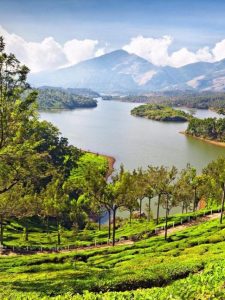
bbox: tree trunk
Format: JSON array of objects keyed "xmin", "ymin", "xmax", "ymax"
[
  {"xmin": 129, "ymin": 209, "xmax": 132, "ymax": 225},
  {"xmin": 139, "ymin": 198, "xmax": 142, "ymax": 219},
  {"xmin": 46, "ymin": 216, "xmax": 49, "ymax": 234},
  {"xmin": 24, "ymin": 225, "xmax": 28, "ymax": 242},
  {"xmin": 98, "ymin": 213, "xmax": 101, "ymax": 231},
  {"xmin": 220, "ymin": 184, "xmax": 225, "ymax": 224},
  {"xmin": 108, "ymin": 209, "xmax": 111, "ymax": 239},
  {"xmin": 0, "ymin": 216, "xmax": 3, "ymax": 246},
  {"xmin": 182, "ymin": 201, "xmax": 185, "ymax": 214},
  {"xmin": 156, "ymin": 194, "xmax": 161, "ymax": 224},
  {"xmin": 112, "ymin": 206, "xmax": 117, "ymax": 246},
  {"xmin": 193, "ymin": 187, "xmax": 197, "ymax": 212},
  {"xmin": 57, "ymin": 223, "xmax": 61, "ymax": 245},
  {"xmin": 165, "ymin": 194, "xmax": 169, "ymax": 240},
  {"xmin": 148, "ymin": 198, "xmax": 151, "ymax": 222}
]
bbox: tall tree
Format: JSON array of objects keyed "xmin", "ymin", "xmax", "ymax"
[{"xmin": 204, "ymin": 157, "xmax": 225, "ymax": 223}]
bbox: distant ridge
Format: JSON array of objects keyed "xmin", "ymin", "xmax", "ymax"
[{"xmin": 29, "ymin": 50, "xmax": 225, "ymax": 93}]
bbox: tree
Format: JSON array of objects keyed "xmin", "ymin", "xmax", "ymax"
[
  {"xmin": 204, "ymin": 157, "xmax": 225, "ymax": 223},
  {"xmin": 122, "ymin": 171, "xmax": 139, "ymax": 224},
  {"xmin": 103, "ymin": 166, "xmax": 128, "ymax": 246},
  {"xmin": 159, "ymin": 166, "xmax": 177, "ymax": 240},
  {"xmin": 0, "ymin": 36, "xmax": 40, "ymax": 195},
  {"xmin": 41, "ymin": 176, "xmax": 68, "ymax": 245},
  {"xmin": 148, "ymin": 166, "xmax": 174, "ymax": 225},
  {"xmin": 174, "ymin": 165, "xmax": 196, "ymax": 214}
]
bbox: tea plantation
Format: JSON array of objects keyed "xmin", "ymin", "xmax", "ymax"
[{"xmin": 1, "ymin": 212, "xmax": 225, "ymax": 299}]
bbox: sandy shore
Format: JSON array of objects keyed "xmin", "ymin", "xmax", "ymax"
[{"xmin": 180, "ymin": 131, "xmax": 225, "ymax": 148}]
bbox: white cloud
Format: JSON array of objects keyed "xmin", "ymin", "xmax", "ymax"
[
  {"xmin": 123, "ymin": 35, "xmax": 172, "ymax": 66},
  {"xmin": 0, "ymin": 26, "xmax": 103, "ymax": 73},
  {"xmin": 2, "ymin": 25, "xmax": 225, "ymax": 72},
  {"xmin": 123, "ymin": 35, "xmax": 225, "ymax": 67},
  {"xmin": 212, "ymin": 39, "xmax": 225, "ymax": 61},
  {"xmin": 63, "ymin": 38, "xmax": 98, "ymax": 66}
]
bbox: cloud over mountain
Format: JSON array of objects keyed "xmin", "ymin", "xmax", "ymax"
[
  {"xmin": 2, "ymin": 25, "xmax": 225, "ymax": 73},
  {"xmin": 0, "ymin": 26, "xmax": 104, "ymax": 73},
  {"xmin": 123, "ymin": 35, "xmax": 225, "ymax": 68}
]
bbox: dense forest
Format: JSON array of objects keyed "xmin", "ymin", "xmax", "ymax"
[
  {"xmin": 131, "ymin": 104, "xmax": 191, "ymax": 122},
  {"xmin": 36, "ymin": 87, "xmax": 97, "ymax": 110},
  {"xmin": 3, "ymin": 37, "xmax": 225, "ymax": 299},
  {"xmin": 109, "ymin": 92, "xmax": 225, "ymax": 115},
  {"xmin": 186, "ymin": 117, "xmax": 225, "ymax": 142}
]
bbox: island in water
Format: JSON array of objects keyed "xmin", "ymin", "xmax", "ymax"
[{"xmin": 131, "ymin": 104, "xmax": 191, "ymax": 122}]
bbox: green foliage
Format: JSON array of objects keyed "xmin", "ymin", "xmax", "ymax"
[
  {"xmin": 131, "ymin": 104, "xmax": 191, "ymax": 122},
  {"xmin": 186, "ymin": 117, "xmax": 225, "ymax": 141},
  {"xmin": 1, "ymin": 217, "xmax": 225, "ymax": 299},
  {"xmin": 36, "ymin": 88, "xmax": 97, "ymax": 110}
]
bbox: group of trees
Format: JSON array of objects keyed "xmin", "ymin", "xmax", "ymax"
[
  {"xmin": 111, "ymin": 91, "xmax": 225, "ymax": 115},
  {"xmin": 1, "ymin": 36, "xmax": 225, "ymax": 248},
  {"xmin": 64, "ymin": 159, "xmax": 225, "ymax": 244},
  {"xmin": 36, "ymin": 87, "xmax": 97, "ymax": 110},
  {"xmin": 0, "ymin": 36, "xmax": 85, "ymax": 245},
  {"xmin": 131, "ymin": 104, "xmax": 191, "ymax": 122},
  {"xmin": 186, "ymin": 117, "xmax": 225, "ymax": 141}
]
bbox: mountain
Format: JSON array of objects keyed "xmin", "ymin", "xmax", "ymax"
[
  {"xmin": 28, "ymin": 50, "xmax": 158, "ymax": 92},
  {"xmin": 28, "ymin": 50, "xmax": 225, "ymax": 93}
]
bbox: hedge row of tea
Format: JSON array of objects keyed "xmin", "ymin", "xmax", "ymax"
[{"xmin": 0, "ymin": 216, "xmax": 225, "ymax": 299}]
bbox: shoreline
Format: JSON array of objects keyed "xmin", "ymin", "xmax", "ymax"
[
  {"xmin": 180, "ymin": 131, "xmax": 225, "ymax": 148},
  {"xmin": 84, "ymin": 150, "xmax": 116, "ymax": 178},
  {"xmin": 100, "ymin": 153, "xmax": 116, "ymax": 178}
]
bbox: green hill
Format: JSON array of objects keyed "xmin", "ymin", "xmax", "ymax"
[{"xmin": 36, "ymin": 87, "xmax": 97, "ymax": 110}]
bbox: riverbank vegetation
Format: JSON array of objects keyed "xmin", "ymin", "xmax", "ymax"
[
  {"xmin": 2, "ymin": 37, "xmax": 225, "ymax": 299},
  {"xmin": 186, "ymin": 117, "xmax": 225, "ymax": 142},
  {"xmin": 131, "ymin": 104, "xmax": 191, "ymax": 122}
]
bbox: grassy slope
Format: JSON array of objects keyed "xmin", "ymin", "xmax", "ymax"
[
  {"xmin": 3, "ymin": 208, "xmax": 219, "ymax": 249},
  {"xmin": 1, "ymin": 211, "xmax": 225, "ymax": 299}
]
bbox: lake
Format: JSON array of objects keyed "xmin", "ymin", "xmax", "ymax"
[
  {"xmin": 41, "ymin": 99, "xmax": 225, "ymax": 172},
  {"xmin": 40, "ymin": 100, "xmax": 225, "ymax": 217}
]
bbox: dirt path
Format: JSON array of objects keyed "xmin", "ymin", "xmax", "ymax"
[{"xmin": 158, "ymin": 212, "xmax": 220, "ymax": 236}]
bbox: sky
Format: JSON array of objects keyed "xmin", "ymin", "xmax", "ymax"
[{"xmin": 1, "ymin": 0, "xmax": 225, "ymax": 72}]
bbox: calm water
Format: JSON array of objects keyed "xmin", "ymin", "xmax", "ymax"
[
  {"xmin": 40, "ymin": 100, "xmax": 225, "ymax": 173},
  {"xmin": 40, "ymin": 100, "xmax": 225, "ymax": 217}
]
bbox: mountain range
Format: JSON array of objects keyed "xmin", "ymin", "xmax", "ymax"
[{"xmin": 28, "ymin": 50, "xmax": 225, "ymax": 93}]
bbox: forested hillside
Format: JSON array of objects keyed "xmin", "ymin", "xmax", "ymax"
[
  {"xmin": 36, "ymin": 87, "xmax": 97, "ymax": 110},
  {"xmin": 111, "ymin": 92, "xmax": 225, "ymax": 115}
]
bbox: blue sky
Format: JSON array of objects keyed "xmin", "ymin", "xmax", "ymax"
[
  {"xmin": 1, "ymin": 0, "xmax": 225, "ymax": 49},
  {"xmin": 1, "ymin": 0, "xmax": 225, "ymax": 72}
]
